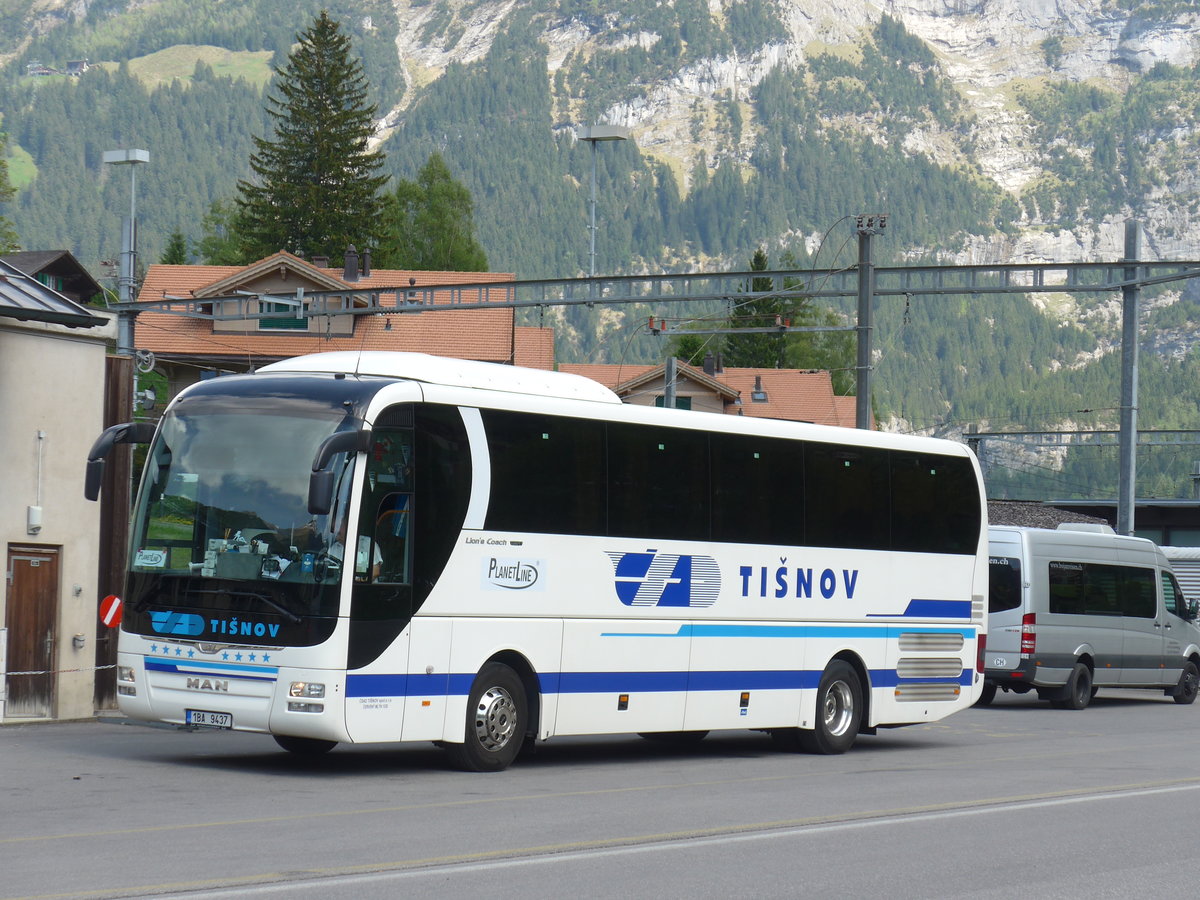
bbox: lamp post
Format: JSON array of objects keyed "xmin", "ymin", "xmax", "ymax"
[
  {"xmin": 577, "ymin": 125, "xmax": 630, "ymax": 278},
  {"xmin": 102, "ymin": 148, "xmax": 149, "ymax": 356}
]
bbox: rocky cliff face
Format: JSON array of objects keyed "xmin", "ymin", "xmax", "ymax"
[
  {"xmin": 11, "ymin": 0, "xmax": 1200, "ymax": 266},
  {"xmin": 377, "ymin": 0, "xmax": 1200, "ymax": 264}
]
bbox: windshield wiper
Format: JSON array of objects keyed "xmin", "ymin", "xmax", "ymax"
[{"xmin": 190, "ymin": 587, "xmax": 303, "ymax": 624}]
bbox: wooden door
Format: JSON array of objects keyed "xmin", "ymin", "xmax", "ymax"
[{"xmin": 5, "ymin": 546, "xmax": 59, "ymax": 717}]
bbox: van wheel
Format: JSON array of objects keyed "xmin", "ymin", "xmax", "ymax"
[
  {"xmin": 1051, "ymin": 663, "xmax": 1092, "ymax": 710},
  {"xmin": 444, "ymin": 662, "xmax": 527, "ymax": 772},
  {"xmin": 795, "ymin": 660, "xmax": 862, "ymax": 754},
  {"xmin": 273, "ymin": 735, "xmax": 337, "ymax": 756},
  {"xmin": 974, "ymin": 682, "xmax": 997, "ymax": 707},
  {"xmin": 1173, "ymin": 661, "xmax": 1199, "ymax": 705}
]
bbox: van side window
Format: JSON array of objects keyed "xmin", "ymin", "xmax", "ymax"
[
  {"xmin": 1162, "ymin": 571, "xmax": 1186, "ymax": 618},
  {"xmin": 1048, "ymin": 562, "xmax": 1156, "ymax": 618},
  {"xmin": 1120, "ymin": 568, "xmax": 1156, "ymax": 618}
]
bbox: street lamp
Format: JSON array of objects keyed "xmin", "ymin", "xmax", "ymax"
[
  {"xmin": 102, "ymin": 148, "xmax": 149, "ymax": 356},
  {"xmin": 577, "ymin": 124, "xmax": 630, "ymax": 278}
]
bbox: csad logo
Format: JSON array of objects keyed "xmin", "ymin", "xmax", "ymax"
[{"xmin": 605, "ymin": 550, "xmax": 720, "ymax": 608}]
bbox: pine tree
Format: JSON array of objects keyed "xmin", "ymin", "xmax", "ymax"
[
  {"xmin": 0, "ymin": 130, "xmax": 19, "ymax": 253},
  {"xmin": 723, "ymin": 247, "xmax": 790, "ymax": 368},
  {"xmin": 376, "ymin": 152, "xmax": 488, "ymax": 271},
  {"xmin": 160, "ymin": 230, "xmax": 189, "ymax": 264},
  {"xmin": 234, "ymin": 11, "xmax": 387, "ymax": 262}
]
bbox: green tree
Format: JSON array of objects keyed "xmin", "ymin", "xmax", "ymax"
[
  {"xmin": 196, "ymin": 199, "xmax": 244, "ymax": 265},
  {"xmin": 0, "ymin": 130, "xmax": 19, "ymax": 253},
  {"xmin": 723, "ymin": 247, "xmax": 791, "ymax": 368},
  {"xmin": 376, "ymin": 152, "xmax": 488, "ymax": 271},
  {"xmin": 160, "ymin": 229, "xmax": 189, "ymax": 264},
  {"xmin": 234, "ymin": 10, "xmax": 388, "ymax": 262}
]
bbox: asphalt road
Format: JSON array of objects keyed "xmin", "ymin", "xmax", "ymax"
[{"xmin": 3, "ymin": 688, "xmax": 1198, "ymax": 900}]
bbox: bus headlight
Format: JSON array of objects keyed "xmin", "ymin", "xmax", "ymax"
[
  {"xmin": 289, "ymin": 681, "xmax": 325, "ymax": 699},
  {"xmin": 118, "ymin": 666, "xmax": 136, "ymax": 683}
]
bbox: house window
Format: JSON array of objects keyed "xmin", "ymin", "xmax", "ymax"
[
  {"xmin": 258, "ymin": 301, "xmax": 307, "ymax": 330},
  {"xmin": 35, "ymin": 273, "xmax": 64, "ymax": 292},
  {"xmin": 654, "ymin": 395, "xmax": 692, "ymax": 410}
]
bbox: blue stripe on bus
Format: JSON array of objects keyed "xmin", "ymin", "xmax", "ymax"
[
  {"xmin": 602, "ymin": 624, "xmax": 976, "ymax": 639},
  {"xmin": 867, "ymin": 599, "xmax": 973, "ymax": 619},
  {"xmin": 345, "ymin": 667, "xmax": 973, "ymax": 698},
  {"xmin": 145, "ymin": 659, "xmax": 279, "ymax": 681}
]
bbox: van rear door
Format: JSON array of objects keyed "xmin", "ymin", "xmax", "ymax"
[{"xmin": 987, "ymin": 532, "xmax": 1025, "ymax": 672}]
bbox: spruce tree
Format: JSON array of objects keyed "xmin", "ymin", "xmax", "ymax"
[
  {"xmin": 234, "ymin": 11, "xmax": 387, "ymax": 262},
  {"xmin": 0, "ymin": 130, "xmax": 19, "ymax": 253},
  {"xmin": 723, "ymin": 247, "xmax": 790, "ymax": 368},
  {"xmin": 160, "ymin": 230, "xmax": 189, "ymax": 264}
]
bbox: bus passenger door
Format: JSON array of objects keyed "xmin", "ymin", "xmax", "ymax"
[{"xmin": 344, "ymin": 625, "xmax": 410, "ymax": 742}]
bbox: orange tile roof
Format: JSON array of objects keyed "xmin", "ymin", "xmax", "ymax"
[
  {"xmin": 559, "ymin": 362, "xmax": 865, "ymax": 427},
  {"xmin": 135, "ymin": 254, "xmax": 531, "ymax": 367},
  {"xmin": 557, "ymin": 363, "xmax": 655, "ymax": 388},
  {"xmin": 514, "ymin": 327, "xmax": 556, "ymax": 370}
]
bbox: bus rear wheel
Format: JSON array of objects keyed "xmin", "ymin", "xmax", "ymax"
[
  {"xmin": 773, "ymin": 660, "xmax": 863, "ymax": 755},
  {"xmin": 273, "ymin": 735, "xmax": 337, "ymax": 756},
  {"xmin": 445, "ymin": 662, "xmax": 527, "ymax": 772}
]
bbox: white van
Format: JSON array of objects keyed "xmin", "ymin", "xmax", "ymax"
[{"xmin": 980, "ymin": 524, "xmax": 1200, "ymax": 708}]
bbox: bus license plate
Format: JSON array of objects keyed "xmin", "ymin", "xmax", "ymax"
[{"xmin": 186, "ymin": 709, "xmax": 233, "ymax": 729}]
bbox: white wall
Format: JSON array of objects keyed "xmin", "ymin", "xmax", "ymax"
[{"xmin": 0, "ymin": 314, "xmax": 115, "ymax": 720}]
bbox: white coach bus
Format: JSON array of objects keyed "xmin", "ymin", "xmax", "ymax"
[{"xmin": 86, "ymin": 351, "xmax": 987, "ymax": 771}]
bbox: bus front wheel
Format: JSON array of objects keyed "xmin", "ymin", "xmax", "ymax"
[{"xmin": 445, "ymin": 662, "xmax": 527, "ymax": 772}]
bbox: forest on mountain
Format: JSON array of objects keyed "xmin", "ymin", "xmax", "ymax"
[{"xmin": 3, "ymin": 0, "xmax": 1200, "ymax": 501}]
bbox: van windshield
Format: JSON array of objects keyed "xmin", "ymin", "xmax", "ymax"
[{"xmin": 988, "ymin": 556, "xmax": 1022, "ymax": 613}]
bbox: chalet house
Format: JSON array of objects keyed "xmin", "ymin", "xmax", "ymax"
[
  {"xmin": 1, "ymin": 250, "xmax": 104, "ymax": 305},
  {"xmin": 1, "ymin": 258, "xmax": 115, "ymax": 723},
  {"xmin": 134, "ymin": 249, "xmax": 555, "ymax": 402},
  {"xmin": 560, "ymin": 354, "xmax": 866, "ymax": 427}
]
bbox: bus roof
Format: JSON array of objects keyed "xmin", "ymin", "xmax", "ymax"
[{"xmin": 258, "ymin": 351, "xmax": 623, "ymax": 404}]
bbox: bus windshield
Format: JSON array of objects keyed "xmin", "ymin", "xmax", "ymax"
[{"xmin": 127, "ymin": 385, "xmax": 368, "ymax": 629}]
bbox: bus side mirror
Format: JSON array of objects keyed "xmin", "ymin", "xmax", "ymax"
[
  {"xmin": 85, "ymin": 421, "xmax": 158, "ymax": 501},
  {"xmin": 307, "ymin": 425, "xmax": 372, "ymax": 515}
]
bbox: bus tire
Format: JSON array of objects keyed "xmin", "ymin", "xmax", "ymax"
[
  {"xmin": 1050, "ymin": 663, "xmax": 1092, "ymax": 710},
  {"xmin": 798, "ymin": 660, "xmax": 863, "ymax": 755},
  {"xmin": 975, "ymin": 682, "xmax": 997, "ymax": 707},
  {"xmin": 1172, "ymin": 661, "xmax": 1199, "ymax": 705},
  {"xmin": 273, "ymin": 735, "xmax": 337, "ymax": 756},
  {"xmin": 445, "ymin": 662, "xmax": 527, "ymax": 772}
]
